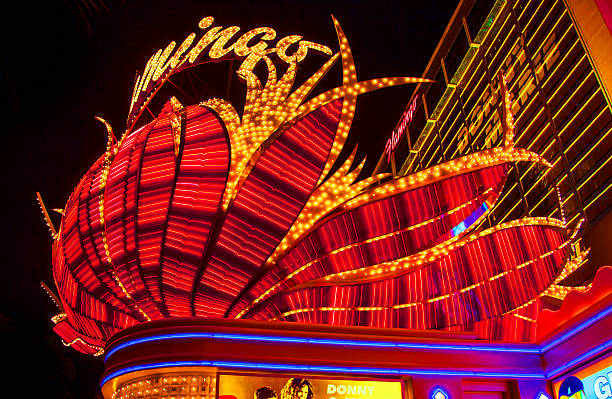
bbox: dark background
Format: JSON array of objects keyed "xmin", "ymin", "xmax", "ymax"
[{"xmin": 0, "ymin": 1, "xmax": 455, "ymax": 397}]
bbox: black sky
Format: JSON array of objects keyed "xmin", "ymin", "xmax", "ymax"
[{"xmin": 1, "ymin": 1, "xmax": 455, "ymax": 397}]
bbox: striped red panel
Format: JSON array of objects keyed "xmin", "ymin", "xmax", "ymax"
[
  {"xmin": 52, "ymin": 103, "xmax": 232, "ymax": 345},
  {"xmin": 114, "ymin": 123, "xmax": 165, "ymax": 319},
  {"xmin": 135, "ymin": 111, "xmax": 178, "ymax": 317},
  {"xmin": 53, "ymin": 319, "xmax": 104, "ymax": 355},
  {"xmin": 248, "ymin": 224, "xmax": 568, "ymax": 330},
  {"xmin": 449, "ymin": 300, "xmax": 541, "ymax": 342},
  {"xmin": 104, "ymin": 126, "xmax": 141, "ymax": 303},
  {"xmin": 80, "ymin": 154, "xmax": 142, "ymax": 318},
  {"xmin": 234, "ymin": 164, "xmax": 509, "ymax": 318},
  {"xmin": 193, "ymin": 99, "xmax": 342, "ymax": 317},
  {"xmin": 160, "ymin": 106, "xmax": 228, "ymax": 317},
  {"xmin": 54, "ymin": 242, "xmax": 136, "ymax": 336},
  {"xmin": 60, "ymin": 156, "xmax": 138, "ymax": 318}
]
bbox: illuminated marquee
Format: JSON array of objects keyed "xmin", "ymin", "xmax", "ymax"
[
  {"xmin": 41, "ymin": 14, "xmax": 584, "ymax": 356},
  {"xmin": 554, "ymin": 356, "xmax": 612, "ymax": 399}
]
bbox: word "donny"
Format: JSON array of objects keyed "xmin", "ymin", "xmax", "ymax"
[{"xmin": 327, "ymin": 383, "xmax": 375, "ymax": 396}]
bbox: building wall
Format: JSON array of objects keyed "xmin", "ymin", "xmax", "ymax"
[{"xmin": 390, "ymin": 0, "xmax": 612, "ymax": 283}]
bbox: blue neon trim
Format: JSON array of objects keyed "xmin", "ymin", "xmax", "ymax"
[
  {"xmin": 100, "ymin": 338, "xmax": 612, "ymax": 388},
  {"xmin": 451, "ymin": 202, "xmax": 488, "ymax": 237},
  {"xmin": 104, "ymin": 332, "xmax": 539, "ymax": 361},
  {"xmin": 100, "ymin": 360, "xmax": 546, "ymax": 388},
  {"xmin": 540, "ymin": 304, "xmax": 612, "ymax": 352},
  {"xmin": 451, "ymin": 222, "xmax": 466, "ymax": 237},
  {"xmin": 546, "ymin": 337, "xmax": 612, "ymax": 378}
]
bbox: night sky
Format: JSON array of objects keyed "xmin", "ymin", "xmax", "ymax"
[{"xmin": 1, "ymin": 1, "xmax": 455, "ymax": 397}]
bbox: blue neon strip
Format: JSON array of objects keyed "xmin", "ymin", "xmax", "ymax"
[
  {"xmin": 540, "ymin": 303, "xmax": 612, "ymax": 352},
  {"xmin": 546, "ymin": 337, "xmax": 612, "ymax": 378},
  {"xmin": 451, "ymin": 222, "xmax": 467, "ymax": 237},
  {"xmin": 100, "ymin": 360, "xmax": 546, "ymax": 387},
  {"xmin": 104, "ymin": 331, "xmax": 539, "ymax": 361},
  {"xmin": 451, "ymin": 203, "xmax": 488, "ymax": 237}
]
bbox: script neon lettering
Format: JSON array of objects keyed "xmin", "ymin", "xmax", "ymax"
[
  {"xmin": 130, "ymin": 16, "xmax": 333, "ymax": 121},
  {"xmin": 385, "ymin": 95, "xmax": 419, "ymax": 160}
]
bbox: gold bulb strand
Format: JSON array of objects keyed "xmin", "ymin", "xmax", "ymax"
[
  {"xmin": 551, "ymin": 246, "xmax": 590, "ymax": 285},
  {"xmin": 61, "ymin": 338, "xmax": 104, "ymax": 356},
  {"xmin": 543, "ymin": 283, "xmax": 591, "ymax": 301},
  {"xmin": 263, "ymin": 146, "xmax": 390, "ymax": 270},
  {"xmin": 199, "ymin": 98, "xmax": 241, "ymax": 211},
  {"xmin": 268, "ymin": 225, "xmax": 573, "ymax": 322},
  {"xmin": 169, "ymin": 97, "xmax": 184, "ymax": 157},
  {"xmin": 500, "ymin": 73, "xmax": 515, "ymax": 148},
  {"xmin": 497, "ymin": 251, "xmax": 590, "ymax": 310},
  {"xmin": 291, "ymin": 76, "xmax": 435, "ymax": 123},
  {"xmin": 535, "ymin": 218, "xmax": 591, "ymax": 302},
  {"xmin": 41, "ymin": 281, "xmax": 64, "ymax": 312},
  {"xmin": 218, "ymin": 61, "xmax": 303, "ymax": 211},
  {"xmin": 285, "ymin": 52, "xmax": 340, "ymax": 110},
  {"xmin": 35, "ymin": 191, "xmax": 57, "ymax": 239},
  {"xmin": 51, "ymin": 313, "xmax": 67, "ymax": 324},
  {"xmin": 569, "ymin": 218, "xmax": 585, "ymax": 240},
  {"xmin": 497, "ymin": 221, "xmax": 591, "ymax": 306},
  {"xmin": 512, "ymin": 313, "xmax": 537, "ymax": 323},
  {"xmin": 239, "ymin": 140, "xmax": 554, "ymax": 316},
  {"xmin": 293, "ymin": 217, "xmax": 565, "ymax": 289},
  {"xmin": 341, "ymin": 146, "xmax": 552, "ymax": 213},
  {"xmin": 313, "ymin": 15, "xmax": 359, "ymax": 187},
  {"xmin": 94, "ymin": 116, "xmax": 117, "ymax": 158},
  {"xmin": 237, "ymin": 188, "xmax": 491, "ymax": 319},
  {"xmin": 202, "ymin": 50, "xmax": 336, "ymax": 213},
  {"xmin": 94, "ymin": 117, "xmax": 152, "ymax": 322},
  {"xmin": 555, "ymin": 183, "xmax": 567, "ymax": 227}
]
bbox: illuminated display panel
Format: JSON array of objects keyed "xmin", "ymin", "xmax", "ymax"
[{"xmin": 553, "ymin": 355, "xmax": 612, "ymax": 399}]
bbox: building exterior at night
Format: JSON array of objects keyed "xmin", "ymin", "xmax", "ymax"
[
  {"xmin": 382, "ymin": 0, "xmax": 612, "ymax": 284},
  {"xmin": 40, "ymin": 4, "xmax": 612, "ymax": 399}
]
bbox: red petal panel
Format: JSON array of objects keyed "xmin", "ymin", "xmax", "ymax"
[
  {"xmin": 160, "ymin": 106, "xmax": 229, "ymax": 317},
  {"xmin": 193, "ymin": 99, "xmax": 342, "ymax": 316},
  {"xmin": 249, "ymin": 223, "xmax": 568, "ymax": 332},
  {"xmin": 53, "ymin": 319, "xmax": 104, "ymax": 355},
  {"xmin": 235, "ymin": 164, "xmax": 509, "ymax": 318},
  {"xmin": 112, "ymin": 123, "xmax": 166, "ymax": 319},
  {"xmin": 135, "ymin": 111, "xmax": 179, "ymax": 317},
  {"xmin": 61, "ymin": 155, "xmax": 139, "ymax": 317}
]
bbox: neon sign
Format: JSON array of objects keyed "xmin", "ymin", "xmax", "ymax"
[
  {"xmin": 385, "ymin": 95, "xmax": 418, "ymax": 160},
  {"xmin": 127, "ymin": 16, "xmax": 333, "ymax": 128}
]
